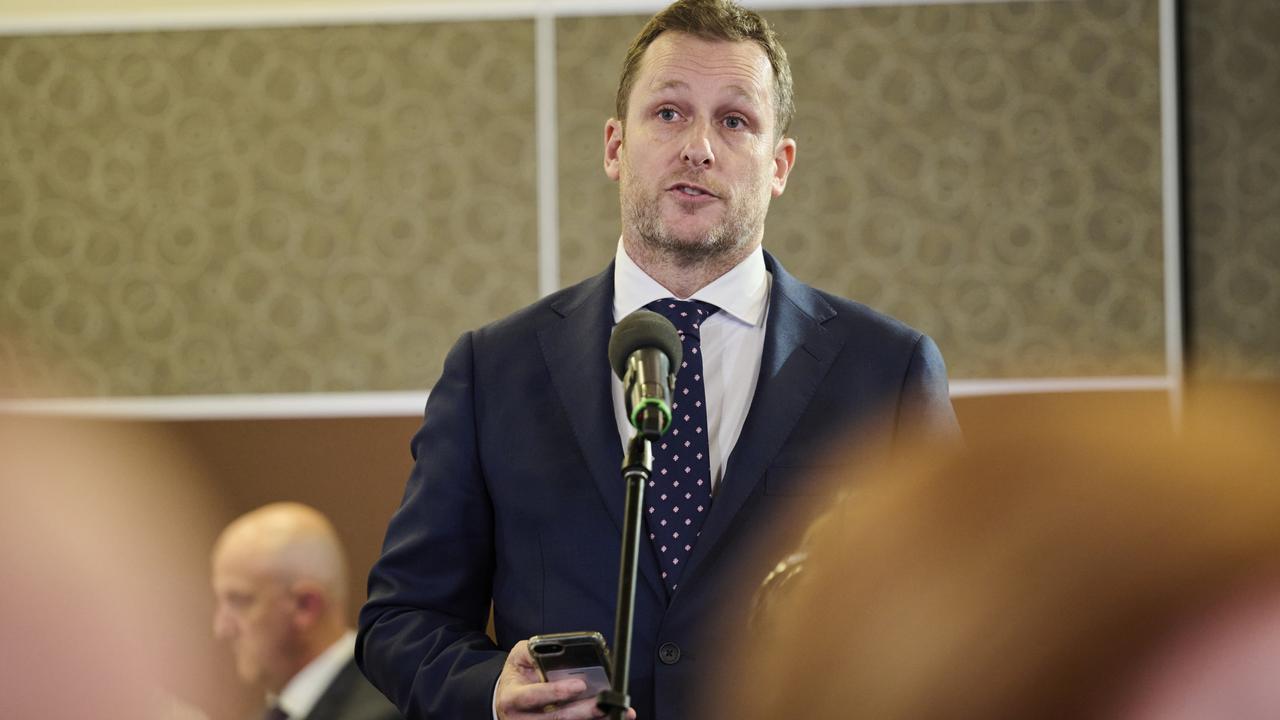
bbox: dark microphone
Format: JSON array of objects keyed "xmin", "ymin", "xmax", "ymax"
[{"xmin": 608, "ymin": 310, "xmax": 683, "ymax": 441}]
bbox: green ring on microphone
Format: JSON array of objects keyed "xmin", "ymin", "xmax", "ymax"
[{"xmin": 630, "ymin": 397, "xmax": 672, "ymax": 433}]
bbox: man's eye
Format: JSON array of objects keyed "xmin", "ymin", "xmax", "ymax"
[
  {"xmin": 658, "ymin": 108, "xmax": 678, "ymax": 121},
  {"xmin": 724, "ymin": 116, "xmax": 745, "ymax": 130}
]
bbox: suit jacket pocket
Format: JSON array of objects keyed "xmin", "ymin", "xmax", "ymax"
[{"xmin": 763, "ymin": 453, "xmax": 842, "ymax": 496}]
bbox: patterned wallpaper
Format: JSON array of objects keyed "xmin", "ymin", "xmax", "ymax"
[
  {"xmin": 1185, "ymin": 0, "xmax": 1280, "ymax": 380},
  {"xmin": 558, "ymin": 0, "xmax": 1166, "ymax": 379},
  {"xmin": 5, "ymin": 0, "xmax": 1242, "ymax": 397},
  {"xmin": 0, "ymin": 21, "xmax": 538, "ymax": 396}
]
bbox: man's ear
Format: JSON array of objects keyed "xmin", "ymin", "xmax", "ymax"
[
  {"xmin": 604, "ymin": 118, "xmax": 624, "ymax": 182},
  {"xmin": 289, "ymin": 582, "xmax": 326, "ymax": 629},
  {"xmin": 771, "ymin": 136, "xmax": 797, "ymax": 198}
]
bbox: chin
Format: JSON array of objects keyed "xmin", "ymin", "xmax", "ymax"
[
  {"xmin": 647, "ymin": 231, "xmax": 744, "ymax": 268},
  {"xmin": 657, "ymin": 215, "xmax": 722, "ymax": 244},
  {"xmin": 653, "ymin": 231, "xmax": 718, "ymax": 257},
  {"xmin": 661, "ymin": 229, "xmax": 716, "ymax": 248}
]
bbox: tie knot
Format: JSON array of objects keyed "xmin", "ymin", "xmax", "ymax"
[{"xmin": 646, "ymin": 299, "xmax": 719, "ymax": 337}]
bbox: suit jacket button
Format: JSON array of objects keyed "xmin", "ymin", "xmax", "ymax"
[{"xmin": 658, "ymin": 642, "xmax": 681, "ymax": 665}]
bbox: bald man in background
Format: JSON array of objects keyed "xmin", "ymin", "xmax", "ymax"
[{"xmin": 212, "ymin": 503, "xmax": 402, "ymax": 720}]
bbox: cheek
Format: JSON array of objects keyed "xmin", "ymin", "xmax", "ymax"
[
  {"xmin": 731, "ymin": 160, "xmax": 775, "ymax": 196},
  {"xmin": 241, "ymin": 610, "xmax": 282, "ymax": 647},
  {"xmin": 633, "ymin": 150, "xmax": 665, "ymax": 176}
]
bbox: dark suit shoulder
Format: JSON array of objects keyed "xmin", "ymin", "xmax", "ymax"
[
  {"xmin": 816, "ymin": 289, "xmax": 924, "ymax": 344},
  {"xmin": 766, "ymin": 251, "xmax": 926, "ymax": 348},
  {"xmin": 763, "ymin": 250, "xmax": 959, "ymax": 441},
  {"xmin": 306, "ymin": 659, "xmax": 403, "ymax": 720}
]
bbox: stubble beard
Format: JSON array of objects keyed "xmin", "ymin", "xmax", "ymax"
[{"xmin": 620, "ymin": 168, "xmax": 769, "ymax": 269}]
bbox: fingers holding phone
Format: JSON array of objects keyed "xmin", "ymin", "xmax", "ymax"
[
  {"xmin": 495, "ymin": 640, "xmax": 604, "ymax": 720},
  {"xmin": 530, "ymin": 632, "xmax": 636, "ymax": 719},
  {"xmin": 529, "ymin": 632, "xmax": 612, "ymax": 698}
]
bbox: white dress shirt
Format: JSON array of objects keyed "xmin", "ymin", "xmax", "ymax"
[
  {"xmin": 611, "ymin": 241, "xmax": 771, "ymax": 492},
  {"xmin": 272, "ymin": 630, "xmax": 357, "ymax": 720}
]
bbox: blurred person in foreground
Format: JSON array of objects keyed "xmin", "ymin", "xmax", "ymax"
[
  {"xmin": 0, "ymin": 412, "xmax": 223, "ymax": 720},
  {"xmin": 729, "ymin": 392, "xmax": 1280, "ymax": 720},
  {"xmin": 212, "ymin": 503, "xmax": 401, "ymax": 720},
  {"xmin": 357, "ymin": 0, "xmax": 958, "ymax": 718}
]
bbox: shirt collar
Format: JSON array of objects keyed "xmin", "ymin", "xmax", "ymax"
[
  {"xmin": 612, "ymin": 239, "xmax": 770, "ymax": 326},
  {"xmin": 273, "ymin": 630, "xmax": 356, "ymax": 719}
]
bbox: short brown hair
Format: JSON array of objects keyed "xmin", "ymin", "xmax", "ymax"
[{"xmin": 615, "ymin": 0, "xmax": 795, "ymax": 136}]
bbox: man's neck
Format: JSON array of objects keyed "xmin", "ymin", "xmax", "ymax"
[{"xmin": 621, "ymin": 236, "xmax": 759, "ymax": 299}]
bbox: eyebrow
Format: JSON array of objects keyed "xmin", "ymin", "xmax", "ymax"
[{"xmin": 650, "ymin": 79, "xmax": 762, "ymax": 105}]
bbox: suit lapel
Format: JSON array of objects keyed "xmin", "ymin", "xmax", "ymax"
[
  {"xmin": 537, "ymin": 265, "xmax": 666, "ymax": 602},
  {"xmin": 681, "ymin": 254, "xmax": 842, "ymax": 587}
]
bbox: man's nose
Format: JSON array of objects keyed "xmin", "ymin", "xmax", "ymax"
[{"xmin": 681, "ymin": 122, "xmax": 715, "ymax": 168}]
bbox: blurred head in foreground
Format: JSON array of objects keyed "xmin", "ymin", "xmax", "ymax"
[
  {"xmin": 730, "ymin": 392, "xmax": 1280, "ymax": 720},
  {"xmin": 212, "ymin": 502, "xmax": 352, "ymax": 694}
]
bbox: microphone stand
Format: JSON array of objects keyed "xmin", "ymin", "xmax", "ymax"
[{"xmin": 597, "ymin": 432, "xmax": 651, "ymax": 720}]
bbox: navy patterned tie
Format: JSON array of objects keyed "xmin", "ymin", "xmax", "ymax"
[{"xmin": 644, "ymin": 298, "xmax": 718, "ymax": 595}]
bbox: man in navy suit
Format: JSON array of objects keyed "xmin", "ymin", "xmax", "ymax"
[{"xmin": 357, "ymin": 2, "xmax": 959, "ymax": 718}]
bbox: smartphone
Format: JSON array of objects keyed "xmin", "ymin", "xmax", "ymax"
[{"xmin": 528, "ymin": 631, "xmax": 613, "ymax": 701}]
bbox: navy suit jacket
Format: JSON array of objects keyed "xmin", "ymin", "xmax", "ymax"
[{"xmin": 357, "ymin": 253, "xmax": 958, "ymax": 719}]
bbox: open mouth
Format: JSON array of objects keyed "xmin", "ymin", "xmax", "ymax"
[{"xmin": 669, "ymin": 182, "xmax": 717, "ymax": 199}]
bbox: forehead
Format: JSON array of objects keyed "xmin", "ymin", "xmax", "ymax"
[
  {"xmin": 212, "ymin": 537, "xmax": 274, "ymax": 590},
  {"xmin": 632, "ymin": 31, "xmax": 773, "ymax": 104}
]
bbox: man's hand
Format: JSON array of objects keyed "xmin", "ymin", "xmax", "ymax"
[{"xmin": 495, "ymin": 641, "xmax": 635, "ymax": 720}]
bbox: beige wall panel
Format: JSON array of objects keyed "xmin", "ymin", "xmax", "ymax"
[
  {"xmin": 1186, "ymin": 0, "xmax": 1280, "ymax": 380},
  {"xmin": 0, "ymin": 0, "xmax": 485, "ymax": 20},
  {"xmin": 555, "ymin": 14, "xmax": 640, "ymax": 286},
  {"xmin": 558, "ymin": 1, "xmax": 1165, "ymax": 379},
  {"xmin": 0, "ymin": 21, "xmax": 538, "ymax": 397}
]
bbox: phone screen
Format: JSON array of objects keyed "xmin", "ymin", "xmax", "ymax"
[{"xmin": 545, "ymin": 665, "xmax": 611, "ymax": 696}]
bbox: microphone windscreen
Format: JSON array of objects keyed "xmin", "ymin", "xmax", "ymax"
[{"xmin": 607, "ymin": 310, "xmax": 683, "ymax": 381}]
